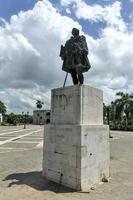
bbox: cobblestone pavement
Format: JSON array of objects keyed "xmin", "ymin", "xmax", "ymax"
[{"xmin": 0, "ymin": 127, "xmax": 133, "ymax": 200}]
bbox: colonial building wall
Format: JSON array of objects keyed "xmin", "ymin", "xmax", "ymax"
[{"xmin": 33, "ymin": 110, "xmax": 50, "ymax": 125}]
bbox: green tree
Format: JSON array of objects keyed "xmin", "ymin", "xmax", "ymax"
[
  {"xmin": 0, "ymin": 100, "xmax": 7, "ymax": 114},
  {"xmin": 36, "ymin": 100, "xmax": 44, "ymax": 109},
  {"xmin": 129, "ymin": 100, "xmax": 133, "ymax": 125},
  {"xmin": 7, "ymin": 113, "xmax": 19, "ymax": 125},
  {"xmin": 115, "ymin": 92, "xmax": 133, "ymax": 130},
  {"xmin": 103, "ymin": 103, "xmax": 112, "ymax": 126}
]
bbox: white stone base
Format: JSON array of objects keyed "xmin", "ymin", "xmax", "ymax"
[
  {"xmin": 51, "ymin": 85, "xmax": 103, "ymax": 125},
  {"xmin": 43, "ymin": 124, "xmax": 110, "ymax": 190}
]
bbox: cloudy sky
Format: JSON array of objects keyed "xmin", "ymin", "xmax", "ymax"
[{"xmin": 0, "ymin": 0, "xmax": 133, "ymax": 114}]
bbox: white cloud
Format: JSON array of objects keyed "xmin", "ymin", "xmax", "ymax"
[
  {"xmin": 0, "ymin": 0, "xmax": 82, "ymax": 113},
  {"xmin": 0, "ymin": 86, "xmax": 51, "ymax": 114},
  {"xmin": 85, "ymin": 26, "xmax": 133, "ymax": 103},
  {"xmin": 60, "ymin": 0, "xmax": 81, "ymax": 6},
  {"xmin": 66, "ymin": 8, "xmax": 71, "ymax": 14},
  {"xmin": 0, "ymin": 0, "xmax": 133, "ymax": 113},
  {"xmin": 61, "ymin": 0, "xmax": 127, "ymax": 32},
  {"xmin": 0, "ymin": 0, "xmax": 81, "ymax": 90}
]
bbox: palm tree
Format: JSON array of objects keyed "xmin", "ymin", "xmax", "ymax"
[
  {"xmin": 36, "ymin": 100, "xmax": 44, "ymax": 110},
  {"xmin": 115, "ymin": 92, "xmax": 133, "ymax": 130}
]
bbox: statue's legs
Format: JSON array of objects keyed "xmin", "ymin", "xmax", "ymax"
[
  {"xmin": 71, "ymin": 70, "xmax": 78, "ymax": 85},
  {"xmin": 70, "ymin": 67, "xmax": 84, "ymax": 85},
  {"xmin": 75, "ymin": 65, "xmax": 84, "ymax": 84}
]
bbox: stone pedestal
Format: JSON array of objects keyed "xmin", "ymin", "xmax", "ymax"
[
  {"xmin": 51, "ymin": 85, "xmax": 103, "ymax": 125},
  {"xmin": 43, "ymin": 85, "xmax": 110, "ymax": 190}
]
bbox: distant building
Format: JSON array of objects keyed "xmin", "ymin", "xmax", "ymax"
[
  {"xmin": 33, "ymin": 110, "xmax": 50, "ymax": 125},
  {"xmin": 0, "ymin": 113, "xmax": 3, "ymax": 123}
]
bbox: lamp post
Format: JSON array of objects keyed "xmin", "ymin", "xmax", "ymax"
[{"xmin": 22, "ymin": 112, "xmax": 29, "ymax": 129}]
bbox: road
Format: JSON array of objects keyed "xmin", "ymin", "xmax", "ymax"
[{"xmin": 0, "ymin": 127, "xmax": 133, "ymax": 200}]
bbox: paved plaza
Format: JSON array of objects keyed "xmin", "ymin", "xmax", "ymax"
[
  {"xmin": 0, "ymin": 125, "xmax": 43, "ymax": 152},
  {"xmin": 0, "ymin": 126, "xmax": 133, "ymax": 200}
]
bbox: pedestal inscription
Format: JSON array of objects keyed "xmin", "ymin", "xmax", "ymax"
[{"xmin": 51, "ymin": 85, "xmax": 103, "ymax": 125}]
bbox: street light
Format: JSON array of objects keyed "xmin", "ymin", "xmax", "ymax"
[{"xmin": 22, "ymin": 112, "xmax": 29, "ymax": 129}]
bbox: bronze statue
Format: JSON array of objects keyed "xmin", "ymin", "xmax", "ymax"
[{"xmin": 60, "ymin": 28, "xmax": 91, "ymax": 85}]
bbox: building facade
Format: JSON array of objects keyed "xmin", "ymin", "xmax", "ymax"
[{"xmin": 33, "ymin": 110, "xmax": 50, "ymax": 125}]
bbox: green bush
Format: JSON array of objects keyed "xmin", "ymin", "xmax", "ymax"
[
  {"xmin": 109, "ymin": 123, "xmax": 133, "ymax": 131},
  {"xmin": 0, "ymin": 121, "xmax": 6, "ymax": 126},
  {"xmin": 7, "ymin": 113, "xmax": 19, "ymax": 125}
]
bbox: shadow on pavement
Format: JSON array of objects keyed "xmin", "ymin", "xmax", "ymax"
[{"xmin": 3, "ymin": 171, "xmax": 75, "ymax": 193}]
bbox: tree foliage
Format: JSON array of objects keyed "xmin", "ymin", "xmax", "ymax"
[
  {"xmin": 104, "ymin": 92, "xmax": 133, "ymax": 131},
  {"xmin": 0, "ymin": 100, "xmax": 7, "ymax": 114},
  {"xmin": 36, "ymin": 100, "xmax": 44, "ymax": 109},
  {"xmin": 7, "ymin": 113, "xmax": 19, "ymax": 125}
]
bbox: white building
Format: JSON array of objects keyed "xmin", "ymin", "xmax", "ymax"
[
  {"xmin": 0, "ymin": 113, "xmax": 3, "ymax": 123},
  {"xmin": 33, "ymin": 110, "xmax": 50, "ymax": 125}
]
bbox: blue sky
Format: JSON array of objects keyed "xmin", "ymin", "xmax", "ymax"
[{"xmin": 0, "ymin": 0, "xmax": 38, "ymax": 21}]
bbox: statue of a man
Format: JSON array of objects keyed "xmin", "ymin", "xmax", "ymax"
[{"xmin": 60, "ymin": 28, "xmax": 91, "ymax": 85}]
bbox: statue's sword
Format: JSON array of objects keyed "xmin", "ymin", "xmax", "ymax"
[{"xmin": 63, "ymin": 72, "xmax": 68, "ymax": 88}]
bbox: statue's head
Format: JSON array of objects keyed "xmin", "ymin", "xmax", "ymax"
[{"xmin": 72, "ymin": 28, "xmax": 79, "ymax": 37}]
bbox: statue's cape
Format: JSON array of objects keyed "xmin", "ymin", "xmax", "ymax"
[{"xmin": 61, "ymin": 35, "xmax": 91, "ymax": 73}]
